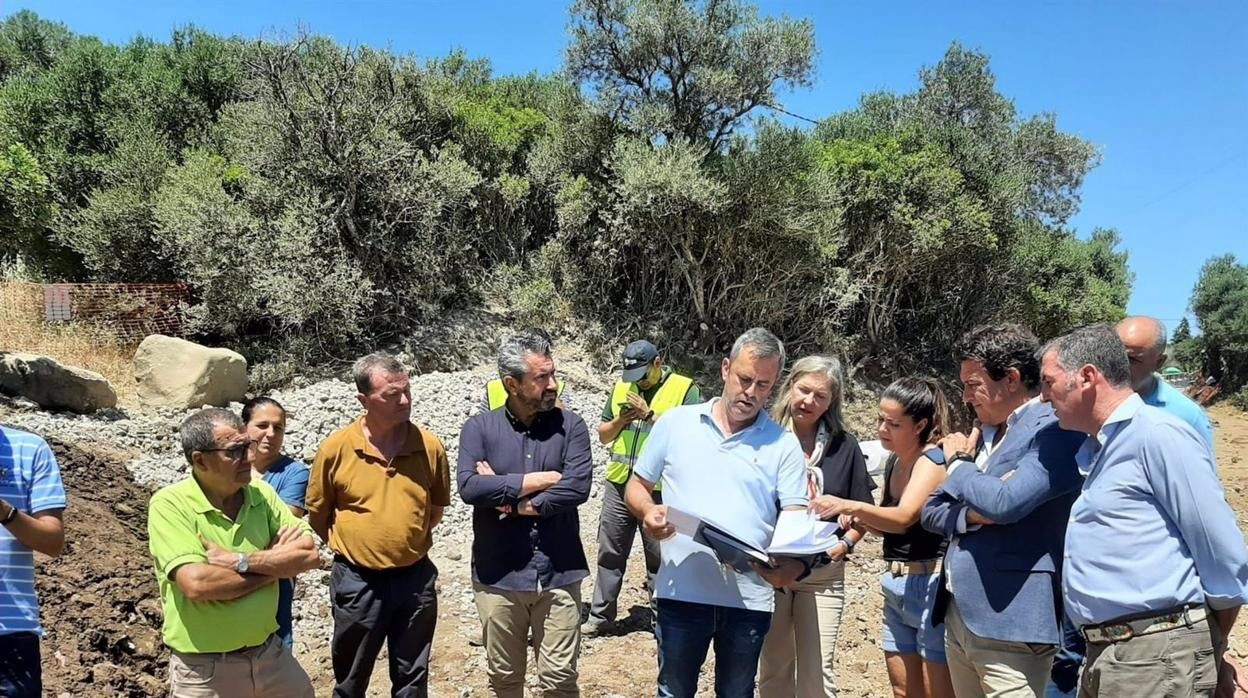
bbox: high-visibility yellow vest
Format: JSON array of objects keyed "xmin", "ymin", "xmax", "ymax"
[
  {"xmin": 486, "ymin": 378, "xmax": 566, "ymax": 411},
  {"xmin": 606, "ymin": 372, "xmax": 693, "ymax": 485}
]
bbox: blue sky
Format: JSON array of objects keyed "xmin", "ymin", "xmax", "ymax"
[{"xmin": 5, "ymin": 0, "xmax": 1246, "ymax": 332}]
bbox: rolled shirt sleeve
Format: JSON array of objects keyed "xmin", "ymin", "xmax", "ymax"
[{"xmin": 1144, "ymin": 422, "xmax": 1248, "ymax": 610}]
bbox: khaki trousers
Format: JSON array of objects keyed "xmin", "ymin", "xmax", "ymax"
[
  {"xmin": 945, "ymin": 600, "xmax": 1057, "ymax": 698},
  {"xmin": 473, "ymin": 581, "xmax": 582, "ymax": 698},
  {"xmin": 169, "ymin": 634, "xmax": 314, "ymax": 698},
  {"xmin": 757, "ymin": 561, "xmax": 847, "ymax": 698},
  {"xmin": 1078, "ymin": 617, "xmax": 1220, "ymax": 698}
]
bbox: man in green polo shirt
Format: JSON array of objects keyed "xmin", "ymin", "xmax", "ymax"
[{"xmin": 148, "ymin": 408, "xmax": 321, "ymax": 698}]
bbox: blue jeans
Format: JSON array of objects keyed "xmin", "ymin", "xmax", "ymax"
[
  {"xmin": 655, "ymin": 598, "xmax": 771, "ymax": 698},
  {"xmin": 0, "ymin": 632, "xmax": 41, "ymax": 698},
  {"xmin": 1045, "ymin": 611, "xmax": 1084, "ymax": 698},
  {"xmin": 276, "ymin": 578, "xmax": 295, "ymax": 647}
]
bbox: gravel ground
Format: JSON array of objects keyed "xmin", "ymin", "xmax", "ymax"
[{"xmin": 11, "ymin": 368, "xmax": 1242, "ymax": 697}]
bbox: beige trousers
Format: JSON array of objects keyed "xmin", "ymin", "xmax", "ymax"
[
  {"xmin": 168, "ymin": 634, "xmax": 314, "ymax": 698},
  {"xmin": 758, "ymin": 561, "xmax": 847, "ymax": 698},
  {"xmin": 473, "ymin": 581, "xmax": 583, "ymax": 698},
  {"xmin": 945, "ymin": 600, "xmax": 1057, "ymax": 698}
]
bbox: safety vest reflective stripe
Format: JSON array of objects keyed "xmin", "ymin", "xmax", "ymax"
[
  {"xmin": 605, "ymin": 373, "xmax": 693, "ymax": 485},
  {"xmin": 486, "ymin": 378, "xmax": 565, "ymax": 411}
]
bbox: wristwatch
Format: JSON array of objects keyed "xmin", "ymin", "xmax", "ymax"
[
  {"xmin": 644, "ymin": 409, "xmax": 655, "ymax": 421},
  {"xmin": 951, "ymin": 451, "xmax": 976, "ymax": 464},
  {"xmin": 839, "ymin": 536, "xmax": 856, "ymax": 555},
  {"xmin": 0, "ymin": 502, "xmax": 16, "ymax": 526},
  {"xmin": 235, "ymin": 553, "xmax": 249, "ymax": 574}
]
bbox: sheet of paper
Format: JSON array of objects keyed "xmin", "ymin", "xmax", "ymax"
[
  {"xmin": 663, "ymin": 506, "xmax": 702, "ymax": 538},
  {"xmin": 767, "ymin": 509, "xmax": 843, "ymax": 555}
]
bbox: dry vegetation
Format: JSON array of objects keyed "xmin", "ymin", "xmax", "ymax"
[{"xmin": 0, "ymin": 282, "xmax": 138, "ymax": 405}]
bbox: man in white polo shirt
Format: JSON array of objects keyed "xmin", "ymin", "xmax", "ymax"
[{"xmin": 624, "ymin": 327, "xmax": 810, "ymax": 698}]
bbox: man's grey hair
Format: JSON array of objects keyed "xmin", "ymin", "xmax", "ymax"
[
  {"xmin": 729, "ymin": 327, "xmax": 786, "ymax": 371},
  {"xmin": 1120, "ymin": 315, "xmax": 1168, "ymax": 355},
  {"xmin": 1040, "ymin": 324, "xmax": 1132, "ymax": 388},
  {"xmin": 180, "ymin": 408, "xmax": 243, "ymax": 464},
  {"xmin": 353, "ymin": 352, "xmax": 407, "ymax": 394},
  {"xmin": 498, "ymin": 330, "xmax": 553, "ymax": 380}
]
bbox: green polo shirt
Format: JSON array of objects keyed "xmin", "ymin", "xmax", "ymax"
[{"xmin": 147, "ymin": 476, "xmax": 312, "ymax": 653}]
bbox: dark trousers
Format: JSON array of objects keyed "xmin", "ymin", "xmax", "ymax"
[
  {"xmin": 655, "ymin": 598, "xmax": 772, "ymax": 698},
  {"xmin": 0, "ymin": 632, "xmax": 40, "ymax": 698},
  {"xmin": 587, "ymin": 481, "xmax": 661, "ymax": 624},
  {"xmin": 1046, "ymin": 611, "xmax": 1086, "ymax": 697},
  {"xmin": 330, "ymin": 556, "xmax": 438, "ymax": 698},
  {"xmin": 276, "ymin": 578, "xmax": 295, "ymax": 648}
]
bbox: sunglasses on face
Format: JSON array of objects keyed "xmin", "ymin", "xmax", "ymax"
[{"xmin": 199, "ymin": 442, "xmax": 253, "ymax": 461}]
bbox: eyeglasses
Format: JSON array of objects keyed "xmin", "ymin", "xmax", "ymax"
[{"xmin": 199, "ymin": 442, "xmax": 253, "ymax": 461}]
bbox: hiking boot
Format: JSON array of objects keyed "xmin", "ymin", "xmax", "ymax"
[{"xmin": 580, "ymin": 617, "xmax": 610, "ymax": 637}]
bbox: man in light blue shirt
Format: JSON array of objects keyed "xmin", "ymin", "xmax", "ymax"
[
  {"xmin": 0, "ymin": 426, "xmax": 68, "ymax": 698},
  {"xmin": 1039, "ymin": 324, "xmax": 1248, "ymax": 698},
  {"xmin": 625, "ymin": 328, "xmax": 809, "ymax": 698},
  {"xmin": 1117, "ymin": 316, "xmax": 1214, "ymax": 447}
]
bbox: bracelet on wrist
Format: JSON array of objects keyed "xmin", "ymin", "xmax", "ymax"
[{"xmin": 1, "ymin": 504, "xmax": 18, "ymax": 525}]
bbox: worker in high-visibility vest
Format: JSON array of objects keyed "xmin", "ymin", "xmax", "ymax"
[{"xmin": 581, "ymin": 340, "xmax": 700, "ymax": 636}]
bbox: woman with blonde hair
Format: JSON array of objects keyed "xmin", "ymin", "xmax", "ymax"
[
  {"xmin": 758, "ymin": 355, "xmax": 876, "ymax": 698},
  {"xmin": 812, "ymin": 376, "xmax": 956, "ymax": 698}
]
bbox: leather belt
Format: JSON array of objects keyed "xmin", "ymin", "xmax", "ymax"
[
  {"xmin": 887, "ymin": 559, "xmax": 941, "ymax": 576},
  {"xmin": 1081, "ymin": 605, "xmax": 1208, "ymax": 644}
]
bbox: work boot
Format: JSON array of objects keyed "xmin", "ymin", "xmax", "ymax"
[{"xmin": 580, "ymin": 617, "xmax": 610, "ymax": 637}]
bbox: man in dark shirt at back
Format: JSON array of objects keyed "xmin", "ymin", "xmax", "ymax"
[{"xmin": 457, "ymin": 330, "xmax": 593, "ymax": 698}]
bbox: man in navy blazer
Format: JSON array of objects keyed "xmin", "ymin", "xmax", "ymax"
[{"xmin": 921, "ymin": 325, "xmax": 1085, "ymax": 698}]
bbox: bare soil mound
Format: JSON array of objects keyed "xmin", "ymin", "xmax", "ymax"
[{"xmin": 36, "ymin": 439, "xmax": 166, "ymax": 697}]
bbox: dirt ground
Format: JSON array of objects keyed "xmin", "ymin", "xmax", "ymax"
[
  {"xmin": 19, "ymin": 403, "xmax": 1248, "ymax": 697},
  {"xmin": 34, "ymin": 438, "xmax": 165, "ymax": 697}
]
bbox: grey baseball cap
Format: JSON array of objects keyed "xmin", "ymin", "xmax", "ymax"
[{"xmin": 621, "ymin": 340, "xmax": 659, "ymax": 383}]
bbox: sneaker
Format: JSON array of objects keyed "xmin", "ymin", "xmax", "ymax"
[
  {"xmin": 467, "ymin": 628, "xmax": 484, "ymax": 647},
  {"xmin": 580, "ymin": 618, "xmax": 609, "ymax": 637}
]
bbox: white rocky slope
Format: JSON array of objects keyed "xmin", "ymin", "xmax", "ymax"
[{"xmin": 0, "ymin": 368, "xmax": 615, "ymax": 670}]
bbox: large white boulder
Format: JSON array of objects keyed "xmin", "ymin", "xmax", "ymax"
[
  {"xmin": 134, "ymin": 335, "xmax": 247, "ymax": 409},
  {"xmin": 0, "ymin": 352, "xmax": 118, "ymax": 413}
]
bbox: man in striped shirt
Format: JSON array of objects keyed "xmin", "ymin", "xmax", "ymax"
[{"xmin": 0, "ymin": 425, "xmax": 68, "ymax": 698}]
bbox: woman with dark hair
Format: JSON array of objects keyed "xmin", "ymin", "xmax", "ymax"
[
  {"xmin": 758, "ymin": 355, "xmax": 875, "ymax": 698},
  {"xmin": 241, "ymin": 396, "xmax": 310, "ymax": 648},
  {"xmin": 811, "ymin": 377, "xmax": 955, "ymax": 698}
]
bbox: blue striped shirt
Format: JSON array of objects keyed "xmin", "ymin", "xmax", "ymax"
[{"xmin": 0, "ymin": 426, "xmax": 68, "ymax": 636}]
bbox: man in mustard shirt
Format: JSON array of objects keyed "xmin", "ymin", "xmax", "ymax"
[
  {"xmin": 147, "ymin": 408, "xmax": 321, "ymax": 698},
  {"xmin": 307, "ymin": 352, "xmax": 453, "ymax": 698}
]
